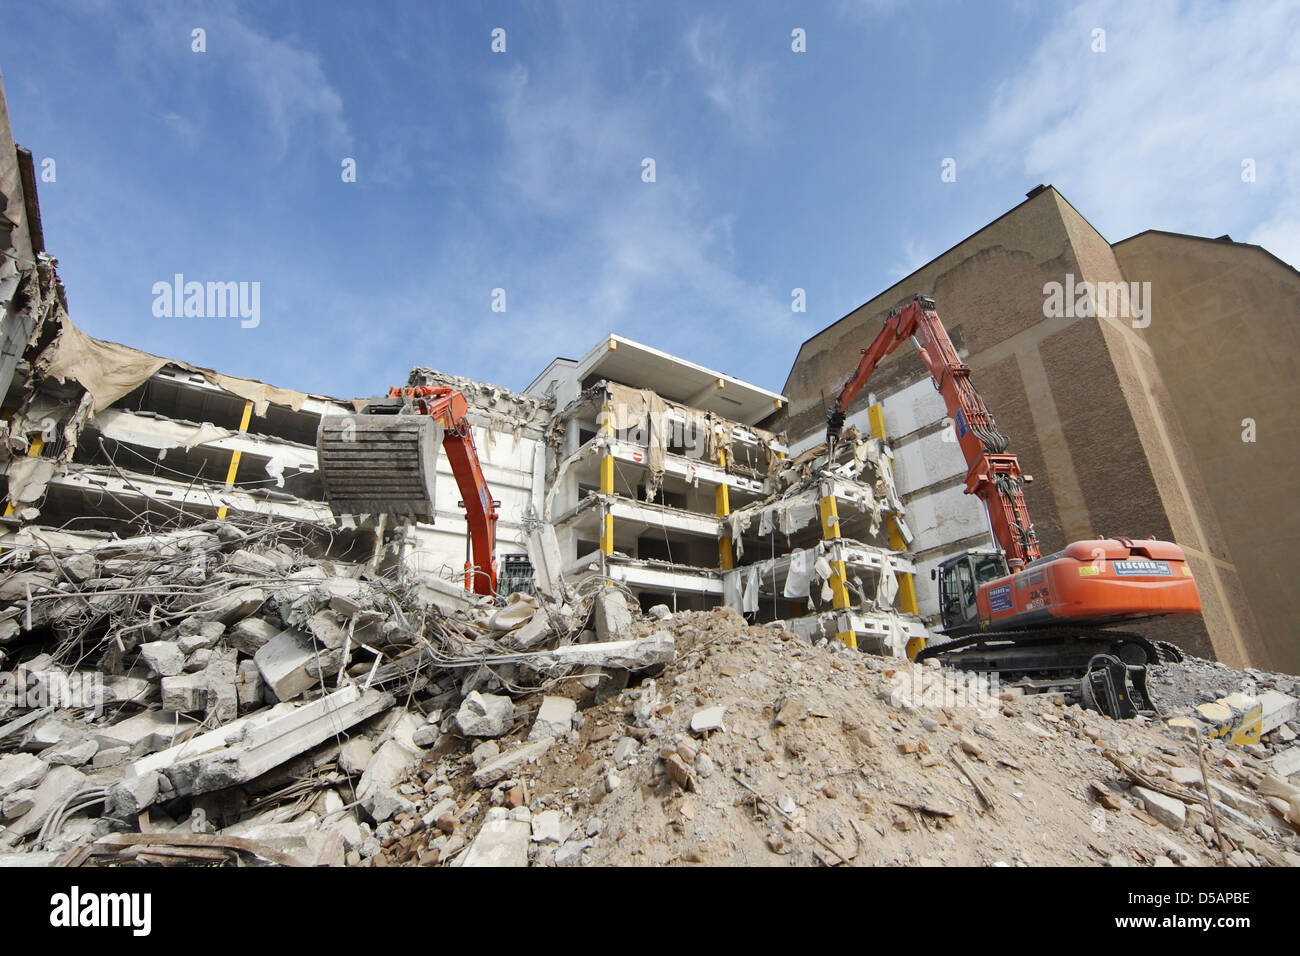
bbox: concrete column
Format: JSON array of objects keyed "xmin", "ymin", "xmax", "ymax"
[
  {"xmin": 819, "ymin": 480, "xmax": 855, "ymax": 650},
  {"xmin": 217, "ymin": 401, "xmax": 254, "ymax": 520},
  {"xmin": 599, "ymin": 396, "xmax": 614, "ymax": 557},
  {"xmin": 716, "ymin": 448, "xmax": 732, "ymax": 570},
  {"xmin": 867, "ymin": 404, "xmax": 920, "ymax": 615}
]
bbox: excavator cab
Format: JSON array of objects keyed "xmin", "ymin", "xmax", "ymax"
[{"xmin": 935, "ymin": 549, "xmax": 1008, "ymax": 632}]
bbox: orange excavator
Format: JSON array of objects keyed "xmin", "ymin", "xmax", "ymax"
[
  {"xmin": 316, "ymin": 379, "xmax": 499, "ymax": 595},
  {"xmin": 827, "ymin": 295, "xmax": 1202, "ymax": 716}
]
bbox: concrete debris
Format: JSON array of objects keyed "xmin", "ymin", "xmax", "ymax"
[
  {"xmin": 528, "ymin": 696, "xmax": 577, "ymax": 741},
  {"xmin": 0, "ymin": 507, "xmax": 1294, "ymax": 869},
  {"xmin": 593, "ymin": 589, "xmax": 633, "ymax": 641},
  {"xmin": 455, "ymin": 692, "xmax": 516, "ymax": 738},
  {"xmin": 461, "ymin": 819, "xmax": 530, "ymax": 867}
]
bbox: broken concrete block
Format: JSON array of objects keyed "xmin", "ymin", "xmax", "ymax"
[
  {"xmin": 307, "ymin": 610, "xmax": 349, "ymax": 650},
  {"xmin": 124, "ymin": 685, "xmax": 393, "ymax": 805},
  {"xmin": 648, "ymin": 604, "xmax": 672, "ymax": 620},
  {"xmin": 100, "ymin": 675, "xmax": 158, "ymax": 707},
  {"xmin": 41, "ymin": 737, "xmax": 99, "ymax": 767},
  {"xmin": 357, "ymin": 712, "xmax": 423, "ymax": 822},
  {"xmin": 338, "ymin": 737, "xmax": 373, "ymax": 776},
  {"xmin": 176, "ymin": 618, "xmax": 225, "ymax": 654},
  {"xmin": 8, "ymin": 765, "xmax": 86, "ymax": 837},
  {"xmin": 60, "ymin": 553, "xmax": 97, "ymax": 582},
  {"xmin": 1169, "ymin": 766, "xmax": 1202, "ymax": 787},
  {"xmin": 229, "ymin": 616, "xmax": 281, "ymax": 655},
  {"xmin": 593, "ymin": 588, "xmax": 632, "ymax": 641},
  {"xmin": 509, "ymin": 610, "xmax": 552, "ymax": 650},
  {"xmin": 92, "ymin": 747, "xmax": 130, "ymax": 770},
  {"xmin": 690, "ymin": 705, "xmax": 727, "ymax": 734},
  {"xmin": 0, "ymin": 753, "xmax": 48, "ymax": 796},
  {"xmin": 613, "ymin": 736, "xmax": 638, "ymax": 765},
  {"xmin": 20, "ymin": 716, "xmax": 85, "ymax": 753},
  {"xmin": 527, "ymin": 633, "xmax": 675, "ymax": 674},
  {"xmin": 104, "ymin": 771, "xmax": 161, "ymax": 822},
  {"xmin": 1134, "ymin": 786, "xmax": 1186, "ymax": 830},
  {"xmin": 193, "ymin": 586, "xmax": 266, "ymax": 625},
  {"xmin": 555, "ymin": 838, "xmax": 593, "ymax": 867},
  {"xmin": 318, "ymin": 577, "xmax": 375, "ymax": 616},
  {"xmin": 254, "ymin": 628, "xmax": 319, "ymax": 701},
  {"xmin": 471, "ymin": 740, "xmax": 500, "ymax": 768},
  {"xmin": 1271, "ymin": 745, "xmax": 1300, "ymax": 779},
  {"xmin": 473, "ymin": 738, "xmax": 552, "ymax": 788},
  {"xmin": 528, "ymin": 695, "xmax": 577, "ymax": 741},
  {"xmin": 94, "ymin": 709, "xmax": 196, "ymax": 753},
  {"xmin": 461, "ymin": 818, "xmax": 530, "ymax": 867},
  {"xmin": 530, "ymin": 809, "xmax": 573, "ymax": 844},
  {"xmin": 226, "ymin": 549, "xmax": 281, "ymax": 576},
  {"xmin": 204, "ymin": 651, "xmax": 239, "ymax": 725},
  {"xmin": 162, "ymin": 673, "xmax": 208, "ymax": 712},
  {"xmin": 1, "ymin": 788, "xmax": 37, "ymax": 821},
  {"xmin": 236, "ymin": 660, "xmax": 264, "ymax": 711},
  {"xmin": 456, "ymin": 691, "xmax": 516, "ymax": 738},
  {"xmin": 139, "ymin": 640, "xmax": 185, "ymax": 678}
]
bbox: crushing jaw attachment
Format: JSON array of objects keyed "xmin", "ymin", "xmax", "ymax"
[{"xmin": 316, "ymin": 409, "xmax": 444, "ymax": 520}]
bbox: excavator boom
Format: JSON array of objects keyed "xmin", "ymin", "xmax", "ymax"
[{"xmin": 829, "ymin": 294, "xmax": 1040, "ymax": 568}]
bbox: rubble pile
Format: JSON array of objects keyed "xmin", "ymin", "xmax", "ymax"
[
  {"xmin": 0, "ymin": 525, "xmax": 1296, "ymax": 867},
  {"xmin": 376, "ymin": 608, "xmax": 1300, "ymax": 869},
  {"xmin": 0, "ymin": 516, "xmax": 670, "ymax": 865}
]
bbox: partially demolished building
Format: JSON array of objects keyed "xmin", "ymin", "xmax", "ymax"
[
  {"xmin": 2, "ymin": 71, "xmax": 1299, "ymax": 870},
  {"xmin": 774, "ymin": 186, "xmax": 1300, "ymax": 673}
]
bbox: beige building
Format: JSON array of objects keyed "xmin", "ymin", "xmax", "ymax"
[{"xmin": 771, "ymin": 186, "xmax": 1299, "ymax": 672}]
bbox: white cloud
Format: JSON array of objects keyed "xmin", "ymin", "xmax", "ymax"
[
  {"xmin": 124, "ymin": 3, "xmax": 352, "ymax": 158},
  {"xmin": 218, "ymin": 14, "xmax": 351, "ymax": 157},
  {"xmin": 685, "ymin": 19, "xmax": 773, "ymax": 139},
  {"xmin": 964, "ymin": 0, "xmax": 1300, "ymax": 268}
]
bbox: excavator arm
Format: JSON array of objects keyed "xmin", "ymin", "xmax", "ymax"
[{"xmin": 827, "ymin": 294, "xmax": 1040, "ymax": 569}]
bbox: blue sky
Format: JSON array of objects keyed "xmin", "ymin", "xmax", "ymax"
[{"xmin": 1, "ymin": 0, "xmax": 1295, "ymax": 399}]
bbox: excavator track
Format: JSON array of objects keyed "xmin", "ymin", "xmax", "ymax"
[
  {"xmin": 914, "ymin": 628, "xmax": 1182, "ymax": 718},
  {"xmin": 914, "ymin": 627, "xmax": 1163, "ymax": 681}
]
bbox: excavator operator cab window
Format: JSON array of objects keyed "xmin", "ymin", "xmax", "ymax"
[
  {"xmin": 956, "ymin": 560, "xmax": 975, "ymax": 608},
  {"xmin": 938, "ymin": 552, "xmax": 999, "ymax": 631},
  {"xmin": 938, "ymin": 554, "xmax": 980, "ymax": 629},
  {"xmin": 972, "ymin": 553, "xmax": 1009, "ymax": 586}
]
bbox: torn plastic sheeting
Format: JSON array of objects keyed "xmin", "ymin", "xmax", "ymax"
[
  {"xmin": 34, "ymin": 313, "xmax": 316, "ymax": 416},
  {"xmin": 94, "ymin": 408, "xmax": 233, "ymax": 453},
  {"xmin": 876, "ymin": 559, "xmax": 899, "ymax": 608},
  {"xmin": 604, "ymin": 383, "xmax": 668, "ymax": 501},
  {"xmin": 4, "ymin": 456, "xmax": 56, "ymax": 504},
  {"xmin": 741, "ymin": 566, "xmax": 760, "ymax": 614},
  {"xmin": 783, "ymin": 547, "xmax": 816, "ymax": 599}
]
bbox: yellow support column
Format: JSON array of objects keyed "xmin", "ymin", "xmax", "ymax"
[
  {"xmin": 217, "ymin": 401, "xmax": 254, "ymax": 520},
  {"xmin": 4, "ymin": 434, "xmax": 45, "ymax": 516},
  {"xmin": 867, "ymin": 404, "xmax": 919, "ymax": 616},
  {"xmin": 819, "ymin": 480, "xmax": 856, "ymax": 649},
  {"xmin": 599, "ymin": 397, "xmax": 615, "ymax": 557},
  {"xmin": 715, "ymin": 448, "xmax": 732, "ymax": 570}
]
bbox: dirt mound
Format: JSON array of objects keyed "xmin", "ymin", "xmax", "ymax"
[{"xmin": 383, "ymin": 608, "xmax": 1300, "ymax": 868}]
